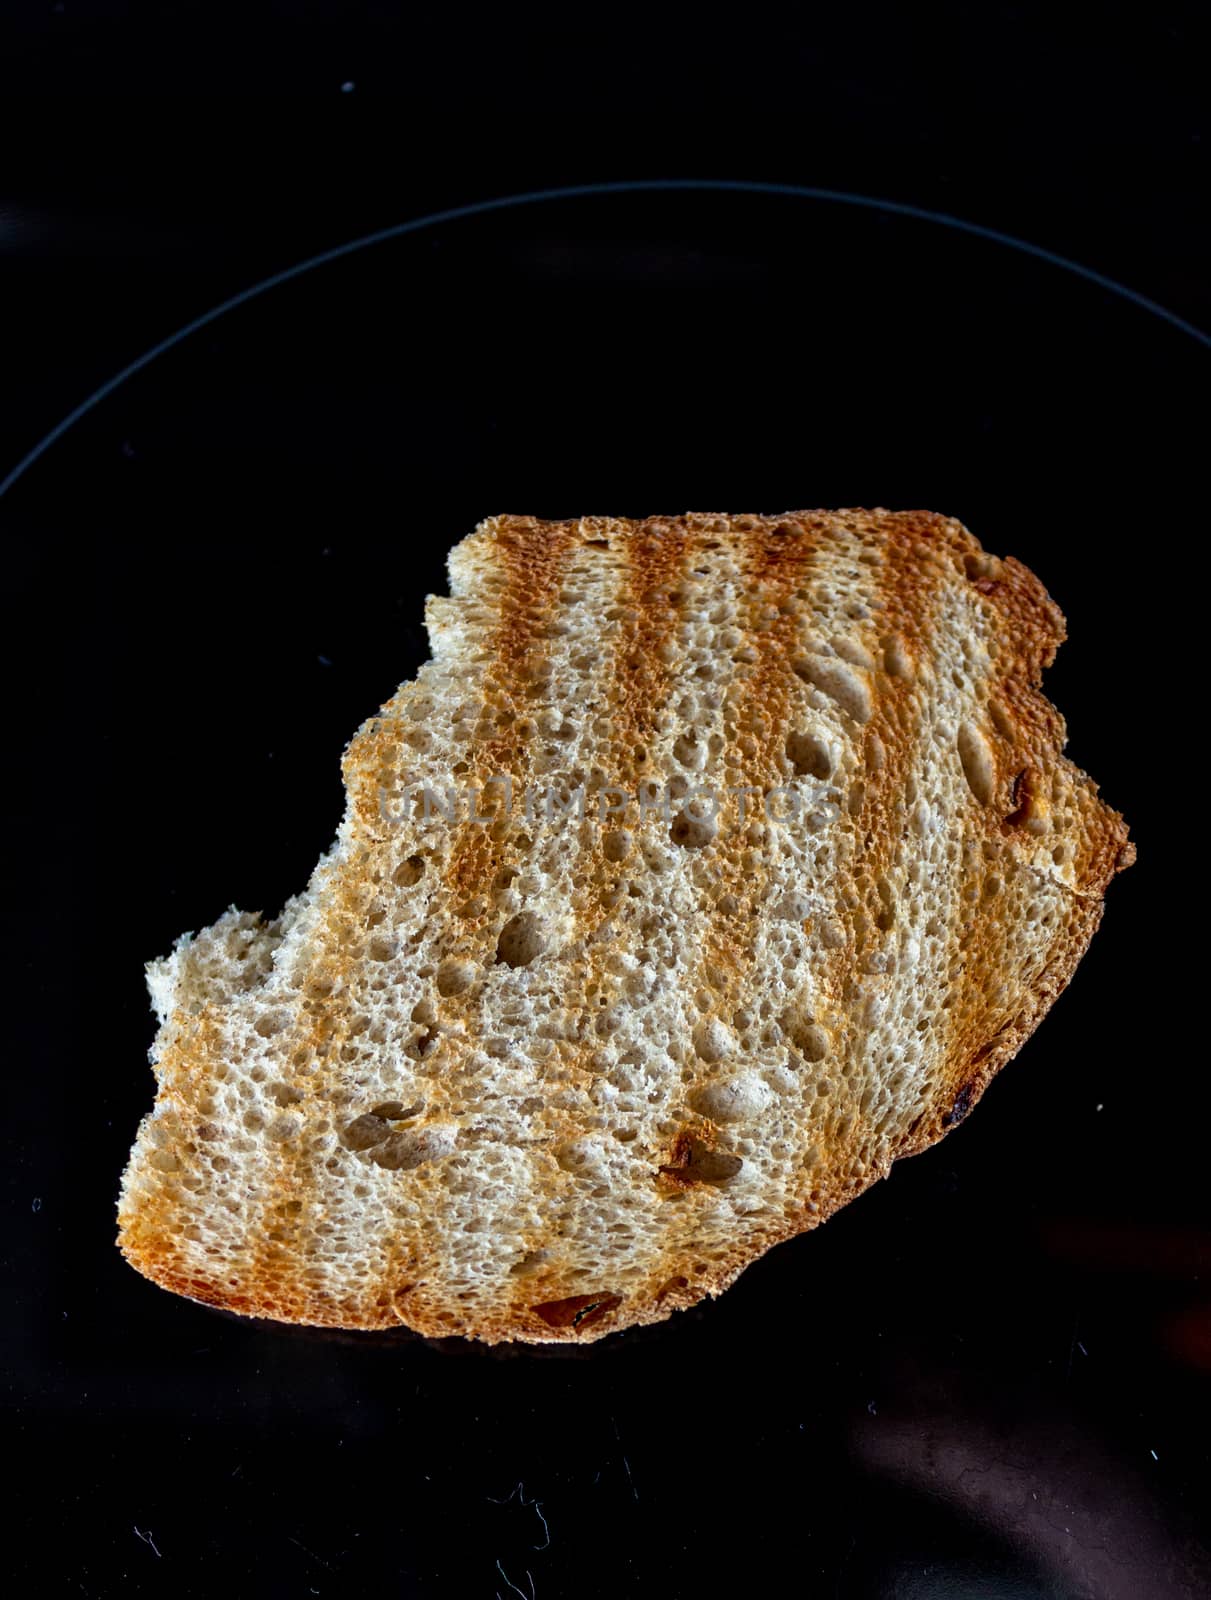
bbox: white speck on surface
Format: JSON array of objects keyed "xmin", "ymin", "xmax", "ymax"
[{"xmin": 341, "ymin": 81, "xmax": 355, "ymax": 93}]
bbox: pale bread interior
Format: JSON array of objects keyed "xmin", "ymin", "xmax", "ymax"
[{"xmin": 119, "ymin": 511, "xmax": 1130, "ymax": 1341}]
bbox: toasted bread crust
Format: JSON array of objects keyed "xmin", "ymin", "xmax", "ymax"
[{"xmin": 119, "ymin": 511, "xmax": 1131, "ymax": 1341}]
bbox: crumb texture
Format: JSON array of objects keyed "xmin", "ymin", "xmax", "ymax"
[{"xmin": 118, "ymin": 511, "xmax": 1131, "ymax": 1342}]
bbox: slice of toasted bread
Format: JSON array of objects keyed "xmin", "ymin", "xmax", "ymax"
[{"xmin": 118, "ymin": 511, "xmax": 1131, "ymax": 1342}]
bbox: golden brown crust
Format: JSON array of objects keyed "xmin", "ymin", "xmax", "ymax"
[{"xmin": 119, "ymin": 510, "xmax": 1131, "ymax": 1342}]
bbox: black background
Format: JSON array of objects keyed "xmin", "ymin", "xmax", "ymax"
[{"xmin": 3, "ymin": 7, "xmax": 1209, "ymax": 1597}]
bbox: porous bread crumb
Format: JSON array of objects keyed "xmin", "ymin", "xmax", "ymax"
[{"xmin": 118, "ymin": 511, "xmax": 1131, "ymax": 1342}]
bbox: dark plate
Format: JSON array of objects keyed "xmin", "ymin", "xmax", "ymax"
[{"xmin": 8, "ymin": 184, "xmax": 1208, "ymax": 1597}]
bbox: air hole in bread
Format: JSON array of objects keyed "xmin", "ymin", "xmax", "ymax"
[
  {"xmin": 786, "ymin": 1016, "xmax": 829, "ymax": 1062},
  {"xmin": 792, "ymin": 654, "xmax": 871, "ymax": 723},
  {"xmin": 958, "ymin": 720, "xmax": 996, "ymax": 806},
  {"xmin": 556, "ymin": 1138, "xmax": 601, "ymax": 1172},
  {"xmin": 875, "ymin": 878, "xmax": 896, "ymax": 932},
  {"xmin": 531, "ymin": 1293, "xmax": 623, "ymax": 1329},
  {"xmin": 882, "ymin": 634, "xmax": 913, "ymax": 679},
  {"xmin": 672, "ymin": 730, "xmax": 704, "ymax": 769},
  {"xmin": 988, "ymin": 699, "xmax": 1014, "ymax": 740},
  {"xmin": 602, "ymin": 829, "xmax": 631, "ymax": 863},
  {"xmin": 436, "ymin": 960, "xmax": 476, "ymax": 997},
  {"xmin": 370, "ymin": 1100, "xmax": 422, "ymax": 1121},
  {"xmin": 405, "ymin": 1027, "xmax": 439, "ymax": 1060},
  {"xmin": 370, "ymin": 1124, "xmax": 456, "ymax": 1171},
  {"xmin": 393, "ymin": 854, "xmax": 425, "ymax": 888},
  {"xmin": 496, "ymin": 911, "xmax": 546, "ymax": 968},
  {"xmin": 660, "ymin": 1136, "xmax": 743, "ymax": 1186},
  {"xmin": 785, "ymin": 729, "xmax": 834, "ymax": 779},
  {"xmin": 254, "ymin": 1012, "xmax": 288, "ymax": 1038},
  {"xmin": 670, "ymin": 807, "xmax": 717, "ymax": 849},
  {"xmin": 340, "ymin": 1114, "xmax": 389, "ymax": 1151},
  {"xmin": 509, "ymin": 1249, "xmax": 550, "ymax": 1275}
]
